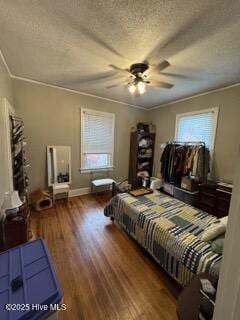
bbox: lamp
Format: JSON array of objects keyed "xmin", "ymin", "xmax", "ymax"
[
  {"xmin": 128, "ymin": 81, "xmax": 146, "ymax": 95},
  {"xmin": 128, "ymin": 84, "xmax": 136, "ymax": 94},
  {"xmin": 1, "ymin": 191, "xmax": 23, "ymax": 210},
  {"xmin": 137, "ymin": 81, "xmax": 146, "ymax": 95}
]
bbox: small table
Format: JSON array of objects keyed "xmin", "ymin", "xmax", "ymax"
[
  {"xmin": 91, "ymin": 179, "xmax": 116, "ymax": 197},
  {"xmin": 52, "ymin": 184, "xmax": 70, "ymax": 204}
]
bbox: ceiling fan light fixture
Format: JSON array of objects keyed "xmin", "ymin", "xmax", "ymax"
[
  {"xmin": 137, "ymin": 81, "xmax": 146, "ymax": 95},
  {"xmin": 109, "ymin": 60, "xmax": 173, "ymax": 94},
  {"xmin": 128, "ymin": 84, "xmax": 136, "ymax": 94}
]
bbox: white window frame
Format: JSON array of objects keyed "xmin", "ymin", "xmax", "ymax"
[
  {"xmin": 174, "ymin": 107, "xmax": 219, "ymax": 153},
  {"xmin": 80, "ymin": 107, "xmax": 115, "ymax": 173}
]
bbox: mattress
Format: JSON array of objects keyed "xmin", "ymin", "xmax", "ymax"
[{"xmin": 104, "ymin": 191, "xmax": 222, "ymax": 286}]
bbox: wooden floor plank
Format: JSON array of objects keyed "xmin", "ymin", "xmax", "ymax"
[{"xmin": 31, "ymin": 193, "xmax": 180, "ymax": 320}]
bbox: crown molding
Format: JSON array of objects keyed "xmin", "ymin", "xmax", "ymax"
[
  {"xmin": 11, "ymin": 75, "xmax": 147, "ymax": 110},
  {"xmin": 148, "ymin": 82, "xmax": 240, "ymax": 111},
  {"xmin": 2, "ymin": 46, "xmax": 240, "ymax": 111},
  {"xmin": 0, "ymin": 48, "xmax": 146, "ymax": 110},
  {"xmin": 0, "ymin": 48, "xmax": 13, "ymax": 77}
]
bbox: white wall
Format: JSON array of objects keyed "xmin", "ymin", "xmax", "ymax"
[
  {"xmin": 147, "ymin": 84, "xmax": 240, "ymax": 183},
  {"xmin": 12, "ymin": 78, "xmax": 147, "ymax": 192},
  {"xmin": 214, "ymin": 145, "xmax": 240, "ymax": 319},
  {"xmin": 0, "ymin": 53, "xmax": 13, "ymax": 206}
]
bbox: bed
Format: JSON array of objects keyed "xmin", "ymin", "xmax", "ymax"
[{"xmin": 104, "ymin": 191, "xmax": 222, "ymax": 286}]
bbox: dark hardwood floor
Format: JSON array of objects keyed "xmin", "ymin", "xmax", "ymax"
[{"xmin": 31, "ymin": 193, "xmax": 180, "ymax": 320}]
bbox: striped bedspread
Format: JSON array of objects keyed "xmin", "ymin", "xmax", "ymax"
[{"xmin": 104, "ymin": 192, "xmax": 222, "ymax": 286}]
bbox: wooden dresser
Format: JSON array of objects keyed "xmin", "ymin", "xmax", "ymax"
[
  {"xmin": 0, "ymin": 205, "xmax": 31, "ymax": 251},
  {"xmin": 197, "ymin": 181, "xmax": 232, "ymax": 218}
]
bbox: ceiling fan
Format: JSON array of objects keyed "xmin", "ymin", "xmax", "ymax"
[{"xmin": 108, "ymin": 60, "xmax": 174, "ymax": 95}]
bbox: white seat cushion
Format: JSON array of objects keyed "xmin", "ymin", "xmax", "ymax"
[{"xmin": 92, "ymin": 179, "xmax": 115, "ymax": 187}]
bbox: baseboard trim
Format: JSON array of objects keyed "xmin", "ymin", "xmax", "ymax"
[
  {"xmin": 69, "ymin": 184, "xmax": 114, "ymax": 198},
  {"xmin": 69, "ymin": 187, "xmax": 91, "ymax": 197}
]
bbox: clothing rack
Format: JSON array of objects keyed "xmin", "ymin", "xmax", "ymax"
[
  {"xmin": 161, "ymin": 140, "xmax": 208, "ymax": 185},
  {"xmin": 167, "ymin": 140, "xmax": 206, "ymax": 147},
  {"xmin": 168, "ymin": 140, "xmax": 206, "ymax": 178},
  {"xmin": 10, "ymin": 115, "xmax": 29, "ymax": 202},
  {"xmin": 170, "ymin": 141, "xmax": 206, "ymax": 182}
]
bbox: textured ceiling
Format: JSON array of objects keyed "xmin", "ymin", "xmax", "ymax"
[{"xmin": 0, "ymin": 0, "xmax": 240, "ymax": 109}]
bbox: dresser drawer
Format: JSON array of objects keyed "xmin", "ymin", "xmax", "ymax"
[
  {"xmin": 216, "ymin": 190, "xmax": 231, "ymax": 217},
  {"xmin": 216, "ymin": 207, "xmax": 229, "ymax": 218},
  {"xmin": 198, "ymin": 192, "xmax": 216, "ymax": 208},
  {"xmin": 197, "ymin": 203, "xmax": 216, "ymax": 215},
  {"xmin": 217, "ymin": 189, "xmax": 232, "ymax": 200},
  {"xmin": 199, "ymin": 184, "xmax": 217, "ymax": 194},
  {"xmin": 197, "ymin": 182, "xmax": 232, "ymax": 217}
]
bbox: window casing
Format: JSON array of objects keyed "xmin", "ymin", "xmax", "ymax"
[
  {"xmin": 81, "ymin": 108, "xmax": 115, "ymax": 172},
  {"xmin": 175, "ymin": 107, "xmax": 219, "ymax": 151}
]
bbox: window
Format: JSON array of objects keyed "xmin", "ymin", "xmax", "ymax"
[
  {"xmin": 81, "ymin": 108, "xmax": 115, "ymax": 172},
  {"xmin": 175, "ymin": 108, "xmax": 219, "ymax": 151}
]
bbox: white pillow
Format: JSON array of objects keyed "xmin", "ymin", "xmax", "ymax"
[
  {"xmin": 219, "ymin": 216, "xmax": 228, "ymax": 227},
  {"xmin": 201, "ymin": 222, "xmax": 226, "ymax": 242}
]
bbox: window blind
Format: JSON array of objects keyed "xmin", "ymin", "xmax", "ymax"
[
  {"xmin": 81, "ymin": 108, "xmax": 114, "ymax": 170},
  {"xmin": 176, "ymin": 111, "xmax": 215, "ymax": 149}
]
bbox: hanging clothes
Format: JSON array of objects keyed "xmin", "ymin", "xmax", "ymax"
[
  {"xmin": 193, "ymin": 146, "xmax": 210, "ymax": 180},
  {"xmin": 160, "ymin": 142, "xmax": 210, "ymax": 185},
  {"xmin": 161, "ymin": 144, "xmax": 188, "ymax": 184},
  {"xmin": 160, "ymin": 143, "xmax": 173, "ymax": 181}
]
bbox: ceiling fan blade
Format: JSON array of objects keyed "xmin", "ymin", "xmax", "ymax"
[
  {"xmin": 69, "ymin": 72, "xmax": 125, "ymax": 86},
  {"xmin": 152, "ymin": 60, "xmax": 170, "ymax": 73},
  {"xmin": 151, "ymin": 80, "xmax": 174, "ymax": 89},
  {"xmin": 160, "ymin": 72, "xmax": 193, "ymax": 80},
  {"xmin": 109, "ymin": 64, "xmax": 130, "ymax": 74},
  {"xmin": 106, "ymin": 83, "xmax": 121, "ymax": 89},
  {"xmin": 65, "ymin": 71, "xmax": 127, "ymax": 87},
  {"xmin": 78, "ymin": 24, "xmax": 125, "ymax": 59},
  {"xmin": 106, "ymin": 77, "xmax": 131, "ymax": 89}
]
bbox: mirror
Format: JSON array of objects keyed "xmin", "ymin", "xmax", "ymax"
[{"xmin": 47, "ymin": 146, "xmax": 71, "ymax": 186}]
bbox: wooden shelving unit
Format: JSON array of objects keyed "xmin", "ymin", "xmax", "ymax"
[{"xmin": 128, "ymin": 131, "xmax": 155, "ymax": 188}]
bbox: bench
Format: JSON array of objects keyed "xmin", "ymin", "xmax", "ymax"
[{"xmin": 91, "ymin": 178, "xmax": 116, "ymax": 197}]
